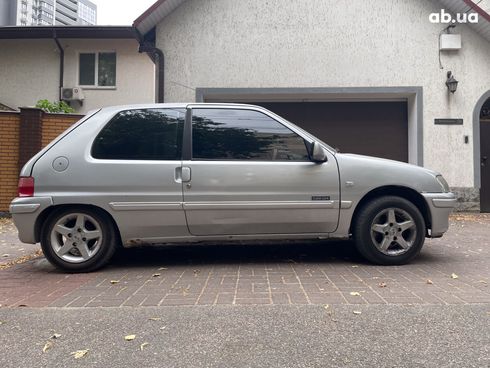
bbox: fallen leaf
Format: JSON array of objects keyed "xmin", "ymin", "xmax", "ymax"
[
  {"xmin": 0, "ymin": 321, "xmax": 5, "ymax": 325},
  {"xmin": 324, "ymin": 304, "xmax": 330, "ymax": 310},
  {"xmin": 148, "ymin": 317, "xmax": 161, "ymax": 321},
  {"xmin": 2, "ymin": 254, "xmax": 9, "ymax": 257},
  {"xmin": 50, "ymin": 333, "xmax": 61, "ymax": 339},
  {"xmin": 0, "ymin": 249, "xmax": 43, "ymax": 270},
  {"xmin": 349, "ymin": 292, "xmax": 361, "ymax": 296},
  {"xmin": 71, "ymin": 349, "xmax": 89, "ymax": 359},
  {"xmin": 158, "ymin": 267, "xmax": 167, "ymax": 271},
  {"xmin": 140, "ymin": 342, "xmax": 149, "ymax": 351},
  {"xmin": 378, "ymin": 282, "xmax": 387, "ymax": 288},
  {"xmin": 478, "ymin": 280, "xmax": 487, "ymax": 284},
  {"xmin": 110, "ymin": 280, "xmax": 119, "ymax": 284},
  {"xmin": 160, "ymin": 326, "xmax": 166, "ymax": 330},
  {"xmin": 451, "ymin": 273, "xmax": 459, "ymax": 279},
  {"xmin": 353, "ymin": 311, "xmax": 362, "ymax": 315},
  {"xmin": 152, "ymin": 273, "xmax": 161, "ymax": 278},
  {"xmin": 125, "ymin": 334, "xmax": 136, "ymax": 341},
  {"xmin": 43, "ymin": 341, "xmax": 53, "ymax": 353},
  {"xmin": 351, "ymin": 265, "xmax": 359, "ymax": 268},
  {"xmin": 426, "ymin": 279, "xmax": 433, "ymax": 285}
]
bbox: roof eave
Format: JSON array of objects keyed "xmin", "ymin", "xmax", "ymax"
[
  {"xmin": 0, "ymin": 26, "xmax": 140, "ymax": 40},
  {"xmin": 133, "ymin": 0, "xmax": 187, "ymax": 35}
]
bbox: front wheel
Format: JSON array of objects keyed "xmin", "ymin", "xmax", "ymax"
[
  {"xmin": 40, "ymin": 207, "xmax": 118, "ymax": 272},
  {"xmin": 353, "ymin": 196, "xmax": 426, "ymax": 265}
]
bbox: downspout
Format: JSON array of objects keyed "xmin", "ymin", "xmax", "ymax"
[
  {"xmin": 53, "ymin": 31, "xmax": 64, "ymax": 102},
  {"xmin": 133, "ymin": 26, "xmax": 164, "ymax": 103},
  {"xmin": 138, "ymin": 43, "xmax": 164, "ymax": 103},
  {"xmin": 154, "ymin": 47, "xmax": 164, "ymax": 103}
]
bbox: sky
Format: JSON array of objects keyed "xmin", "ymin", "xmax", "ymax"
[
  {"xmin": 92, "ymin": 0, "xmax": 490, "ymax": 25},
  {"xmin": 93, "ymin": 0, "xmax": 158, "ymax": 25}
]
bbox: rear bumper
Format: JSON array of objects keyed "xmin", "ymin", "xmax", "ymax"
[
  {"xmin": 421, "ymin": 192, "xmax": 457, "ymax": 238},
  {"xmin": 9, "ymin": 196, "xmax": 53, "ymax": 244}
]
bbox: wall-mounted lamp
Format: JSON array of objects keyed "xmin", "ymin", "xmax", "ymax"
[{"xmin": 446, "ymin": 71, "xmax": 458, "ymax": 93}]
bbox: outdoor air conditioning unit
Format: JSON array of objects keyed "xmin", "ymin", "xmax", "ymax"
[{"xmin": 61, "ymin": 87, "xmax": 85, "ymax": 101}]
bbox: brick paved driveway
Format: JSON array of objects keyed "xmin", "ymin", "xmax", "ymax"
[{"xmin": 0, "ymin": 214, "xmax": 489, "ymax": 308}]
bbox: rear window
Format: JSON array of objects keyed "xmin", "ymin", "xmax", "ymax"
[{"xmin": 92, "ymin": 109, "xmax": 184, "ymax": 160}]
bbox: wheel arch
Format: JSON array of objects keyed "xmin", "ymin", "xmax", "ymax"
[
  {"xmin": 34, "ymin": 204, "xmax": 122, "ymax": 244},
  {"xmin": 349, "ymin": 186, "xmax": 431, "ymax": 236}
]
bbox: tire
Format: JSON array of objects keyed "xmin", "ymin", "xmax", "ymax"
[
  {"xmin": 40, "ymin": 207, "xmax": 118, "ymax": 272},
  {"xmin": 353, "ymin": 196, "xmax": 426, "ymax": 265}
]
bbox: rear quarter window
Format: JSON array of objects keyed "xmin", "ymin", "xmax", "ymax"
[{"xmin": 91, "ymin": 108, "xmax": 184, "ymax": 160}]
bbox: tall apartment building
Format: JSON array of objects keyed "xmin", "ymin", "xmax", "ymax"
[{"xmin": 0, "ymin": 0, "xmax": 97, "ymax": 26}]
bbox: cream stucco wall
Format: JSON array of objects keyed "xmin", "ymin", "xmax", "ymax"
[
  {"xmin": 0, "ymin": 39, "xmax": 59, "ymax": 109},
  {"xmin": 61, "ymin": 39, "xmax": 155, "ymax": 113},
  {"xmin": 0, "ymin": 38, "xmax": 155, "ymax": 114},
  {"xmin": 155, "ymin": 0, "xmax": 490, "ymax": 188}
]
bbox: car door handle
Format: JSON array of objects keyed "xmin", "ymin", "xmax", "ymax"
[
  {"xmin": 181, "ymin": 166, "xmax": 191, "ymax": 182},
  {"xmin": 175, "ymin": 167, "xmax": 191, "ymax": 183}
]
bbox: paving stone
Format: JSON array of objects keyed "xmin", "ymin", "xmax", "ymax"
[{"xmin": 0, "ymin": 214, "xmax": 489, "ymax": 307}]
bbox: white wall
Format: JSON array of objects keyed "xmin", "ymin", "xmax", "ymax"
[
  {"xmin": 155, "ymin": 0, "xmax": 490, "ymax": 188},
  {"xmin": 0, "ymin": 39, "xmax": 59, "ymax": 109},
  {"xmin": 62, "ymin": 38, "xmax": 155, "ymax": 113},
  {"xmin": 0, "ymin": 38, "xmax": 155, "ymax": 114}
]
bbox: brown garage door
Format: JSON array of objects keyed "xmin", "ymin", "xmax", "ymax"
[{"xmin": 251, "ymin": 101, "xmax": 408, "ymax": 162}]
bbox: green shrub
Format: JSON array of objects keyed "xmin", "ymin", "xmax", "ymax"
[{"xmin": 35, "ymin": 99, "xmax": 75, "ymax": 113}]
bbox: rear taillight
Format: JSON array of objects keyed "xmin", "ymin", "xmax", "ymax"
[{"xmin": 18, "ymin": 176, "xmax": 34, "ymax": 197}]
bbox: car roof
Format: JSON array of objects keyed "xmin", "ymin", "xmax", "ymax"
[{"xmin": 97, "ymin": 102, "xmax": 261, "ymax": 114}]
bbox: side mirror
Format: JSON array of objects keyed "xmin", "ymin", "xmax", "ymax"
[{"xmin": 311, "ymin": 141, "xmax": 328, "ymax": 163}]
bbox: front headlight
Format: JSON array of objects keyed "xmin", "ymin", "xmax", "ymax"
[{"xmin": 435, "ymin": 175, "xmax": 450, "ymax": 193}]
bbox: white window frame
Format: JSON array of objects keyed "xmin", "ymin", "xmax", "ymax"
[{"xmin": 77, "ymin": 51, "xmax": 117, "ymax": 90}]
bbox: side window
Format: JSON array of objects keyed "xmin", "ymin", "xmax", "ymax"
[
  {"xmin": 79, "ymin": 52, "xmax": 116, "ymax": 87},
  {"xmin": 192, "ymin": 109, "xmax": 309, "ymax": 161},
  {"xmin": 92, "ymin": 109, "xmax": 184, "ymax": 160},
  {"xmin": 79, "ymin": 53, "xmax": 96, "ymax": 86}
]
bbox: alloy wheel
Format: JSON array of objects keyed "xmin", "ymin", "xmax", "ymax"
[
  {"xmin": 369, "ymin": 207, "xmax": 417, "ymax": 256},
  {"xmin": 49, "ymin": 213, "xmax": 103, "ymax": 263}
]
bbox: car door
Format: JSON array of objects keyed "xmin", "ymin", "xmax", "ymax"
[
  {"xmin": 88, "ymin": 107, "xmax": 188, "ymax": 241},
  {"xmin": 181, "ymin": 106, "xmax": 340, "ymax": 236}
]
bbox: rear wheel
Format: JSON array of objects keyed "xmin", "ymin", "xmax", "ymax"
[
  {"xmin": 353, "ymin": 196, "xmax": 426, "ymax": 265},
  {"xmin": 41, "ymin": 207, "xmax": 117, "ymax": 272}
]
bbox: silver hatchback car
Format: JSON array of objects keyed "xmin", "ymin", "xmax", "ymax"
[{"xmin": 10, "ymin": 103, "xmax": 456, "ymax": 272}]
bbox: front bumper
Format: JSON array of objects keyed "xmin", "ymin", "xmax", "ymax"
[
  {"xmin": 9, "ymin": 196, "xmax": 53, "ymax": 244},
  {"xmin": 421, "ymin": 192, "xmax": 457, "ymax": 238}
]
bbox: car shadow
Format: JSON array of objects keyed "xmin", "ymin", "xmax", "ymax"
[{"xmin": 109, "ymin": 239, "xmax": 365, "ymax": 269}]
